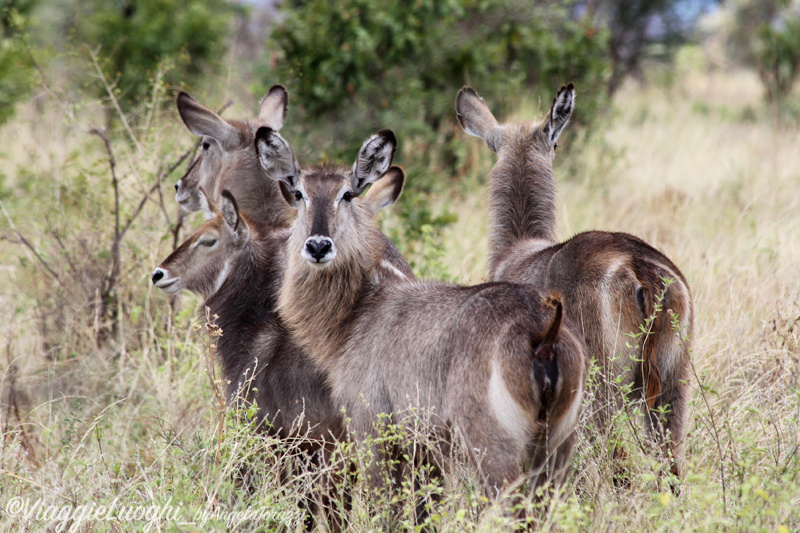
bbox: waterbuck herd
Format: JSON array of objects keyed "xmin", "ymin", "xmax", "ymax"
[{"xmin": 152, "ymin": 83, "xmax": 694, "ymax": 525}]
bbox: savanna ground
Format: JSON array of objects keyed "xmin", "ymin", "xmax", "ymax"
[{"xmin": 0, "ymin": 47, "xmax": 799, "ymax": 531}]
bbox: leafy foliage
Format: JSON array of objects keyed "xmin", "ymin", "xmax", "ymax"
[
  {"xmin": 754, "ymin": 16, "xmax": 800, "ymax": 102},
  {"xmin": 0, "ymin": 0, "xmax": 37, "ymax": 125},
  {"xmin": 269, "ymin": 0, "xmax": 610, "ymax": 267},
  {"xmin": 80, "ymin": 0, "xmax": 238, "ymax": 109},
  {"xmin": 585, "ymin": 0, "xmax": 701, "ymax": 95},
  {"xmin": 271, "ymin": 0, "xmax": 609, "ymax": 153},
  {"xmin": 718, "ymin": 0, "xmax": 800, "ymax": 102}
]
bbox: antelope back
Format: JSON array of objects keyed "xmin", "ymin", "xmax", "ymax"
[{"xmin": 174, "ymin": 86, "xmax": 292, "ymax": 228}]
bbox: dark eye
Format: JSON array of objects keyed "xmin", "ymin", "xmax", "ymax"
[
  {"xmin": 293, "ymin": 190, "xmax": 303, "ymax": 201},
  {"xmin": 342, "ymin": 191, "xmax": 355, "ymax": 202},
  {"xmin": 553, "ymin": 142, "xmax": 559, "ymax": 152},
  {"xmin": 199, "ymin": 238, "xmax": 217, "ymax": 247},
  {"xmin": 202, "ymin": 141, "xmax": 210, "ymax": 151}
]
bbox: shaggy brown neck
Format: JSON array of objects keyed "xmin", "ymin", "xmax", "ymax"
[
  {"xmin": 205, "ymin": 230, "xmax": 285, "ymax": 381},
  {"xmin": 278, "ymin": 227, "xmax": 382, "ymax": 364},
  {"xmin": 487, "ymin": 133, "xmax": 557, "ymax": 273}
]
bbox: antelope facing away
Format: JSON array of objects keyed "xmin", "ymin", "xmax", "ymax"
[
  {"xmin": 456, "ymin": 84, "xmax": 694, "ymax": 481},
  {"xmin": 174, "ymin": 85, "xmax": 293, "ymax": 229},
  {"xmin": 254, "ymin": 126, "xmax": 588, "ymax": 498}
]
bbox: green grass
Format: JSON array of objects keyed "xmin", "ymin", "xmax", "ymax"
[{"xmin": 1, "ymin": 57, "xmax": 799, "ymax": 531}]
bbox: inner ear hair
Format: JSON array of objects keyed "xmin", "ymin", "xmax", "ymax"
[
  {"xmin": 220, "ymin": 189, "xmax": 240, "ymax": 232},
  {"xmin": 254, "ymin": 126, "xmax": 298, "ymax": 187},
  {"xmin": 353, "ymin": 129, "xmax": 397, "ymax": 192}
]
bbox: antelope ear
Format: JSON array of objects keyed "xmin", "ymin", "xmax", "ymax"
[
  {"xmin": 455, "ymin": 87, "xmax": 506, "ymax": 153},
  {"xmin": 543, "ymin": 82, "xmax": 575, "ymax": 148},
  {"xmin": 254, "ymin": 127, "xmax": 299, "ymax": 191},
  {"xmin": 220, "ymin": 190, "xmax": 247, "ymax": 241},
  {"xmin": 176, "ymin": 91, "xmax": 240, "ymax": 150},
  {"xmin": 259, "ymin": 85, "xmax": 288, "ymax": 131},
  {"xmin": 362, "ymin": 166, "xmax": 405, "ymax": 218},
  {"xmin": 197, "ymin": 187, "xmax": 218, "ymax": 220},
  {"xmin": 352, "ymin": 130, "xmax": 397, "ymax": 194},
  {"xmin": 456, "ymin": 86, "xmax": 498, "ymax": 139}
]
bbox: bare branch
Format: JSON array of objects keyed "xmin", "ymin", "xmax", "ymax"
[
  {"xmin": 87, "ymin": 46, "xmax": 143, "ymax": 156},
  {"xmin": 0, "ymin": 201, "xmax": 65, "ymax": 288}
]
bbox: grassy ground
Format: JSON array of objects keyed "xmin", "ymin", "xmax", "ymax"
[{"xmin": 1, "ymin": 53, "xmax": 799, "ymax": 531}]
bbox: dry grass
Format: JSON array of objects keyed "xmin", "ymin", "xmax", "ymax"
[{"xmin": 1, "ymin": 54, "xmax": 799, "ymax": 531}]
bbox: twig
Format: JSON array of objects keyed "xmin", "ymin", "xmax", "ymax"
[
  {"xmin": 686, "ymin": 341, "xmax": 728, "ymax": 510},
  {"xmin": 0, "ymin": 200, "xmax": 65, "ymax": 288},
  {"xmin": 89, "ymin": 128, "xmax": 122, "ymax": 311},
  {"xmin": 87, "ymin": 46, "xmax": 143, "ymax": 156}
]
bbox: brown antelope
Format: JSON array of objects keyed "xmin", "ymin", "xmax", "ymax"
[
  {"xmin": 455, "ymin": 84, "xmax": 694, "ymax": 481},
  {"xmin": 153, "ymin": 182, "xmax": 416, "ymax": 529},
  {"xmin": 174, "ymin": 85, "xmax": 293, "ymax": 228},
  {"xmin": 254, "ymin": 126, "xmax": 587, "ymax": 499},
  {"xmin": 153, "ymin": 189, "xmax": 341, "ymax": 443}
]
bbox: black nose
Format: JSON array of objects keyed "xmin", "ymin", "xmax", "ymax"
[
  {"xmin": 152, "ymin": 269, "xmax": 164, "ymax": 284},
  {"xmin": 305, "ymin": 239, "xmax": 332, "ymax": 261},
  {"xmin": 174, "ymin": 182, "xmax": 180, "ymax": 192}
]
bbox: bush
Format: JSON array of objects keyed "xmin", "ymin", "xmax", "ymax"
[
  {"xmin": 754, "ymin": 17, "xmax": 800, "ymax": 102},
  {"xmin": 270, "ymin": 0, "xmax": 609, "ymax": 154},
  {"xmin": 0, "ymin": 0, "xmax": 37, "ymax": 126},
  {"xmin": 267, "ymin": 0, "xmax": 610, "ymax": 267},
  {"xmin": 80, "ymin": 0, "xmax": 238, "ymax": 111}
]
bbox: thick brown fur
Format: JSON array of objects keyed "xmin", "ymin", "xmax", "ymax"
[
  {"xmin": 155, "ymin": 193, "xmax": 342, "ymax": 443},
  {"xmin": 456, "ymin": 84, "xmax": 694, "ymax": 480},
  {"xmin": 259, "ymin": 137, "xmax": 587, "ymax": 498}
]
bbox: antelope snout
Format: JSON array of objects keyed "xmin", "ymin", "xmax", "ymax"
[
  {"xmin": 151, "ymin": 267, "xmax": 180, "ymax": 293},
  {"xmin": 175, "ymin": 181, "xmax": 189, "ymax": 205},
  {"xmin": 303, "ymin": 236, "xmax": 336, "ymax": 265}
]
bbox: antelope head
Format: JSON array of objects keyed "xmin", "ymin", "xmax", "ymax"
[
  {"xmin": 254, "ymin": 127, "xmax": 404, "ymax": 269},
  {"xmin": 455, "ymin": 83, "xmax": 575, "ymax": 159},
  {"xmin": 152, "ymin": 189, "xmax": 249, "ymax": 298},
  {"xmin": 174, "ymin": 85, "xmax": 289, "ymax": 211}
]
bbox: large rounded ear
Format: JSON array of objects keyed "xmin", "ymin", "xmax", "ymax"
[
  {"xmin": 197, "ymin": 187, "xmax": 218, "ymax": 220},
  {"xmin": 258, "ymin": 85, "xmax": 288, "ymax": 131},
  {"xmin": 352, "ymin": 130, "xmax": 397, "ymax": 194},
  {"xmin": 456, "ymin": 86, "xmax": 498, "ymax": 139},
  {"xmin": 220, "ymin": 190, "xmax": 248, "ymax": 242},
  {"xmin": 254, "ymin": 126, "xmax": 299, "ymax": 193},
  {"xmin": 543, "ymin": 83, "xmax": 575, "ymax": 148},
  {"xmin": 362, "ymin": 166, "xmax": 405, "ymax": 218},
  {"xmin": 455, "ymin": 87, "xmax": 506, "ymax": 153},
  {"xmin": 176, "ymin": 91, "xmax": 240, "ymax": 150}
]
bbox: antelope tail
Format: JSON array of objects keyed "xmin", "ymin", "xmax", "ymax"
[{"xmin": 532, "ymin": 292, "xmax": 562, "ymax": 421}]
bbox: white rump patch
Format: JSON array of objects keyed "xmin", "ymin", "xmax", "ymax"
[
  {"xmin": 488, "ymin": 359, "xmax": 530, "ymax": 449},
  {"xmin": 547, "ymin": 378, "xmax": 582, "ymax": 450}
]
